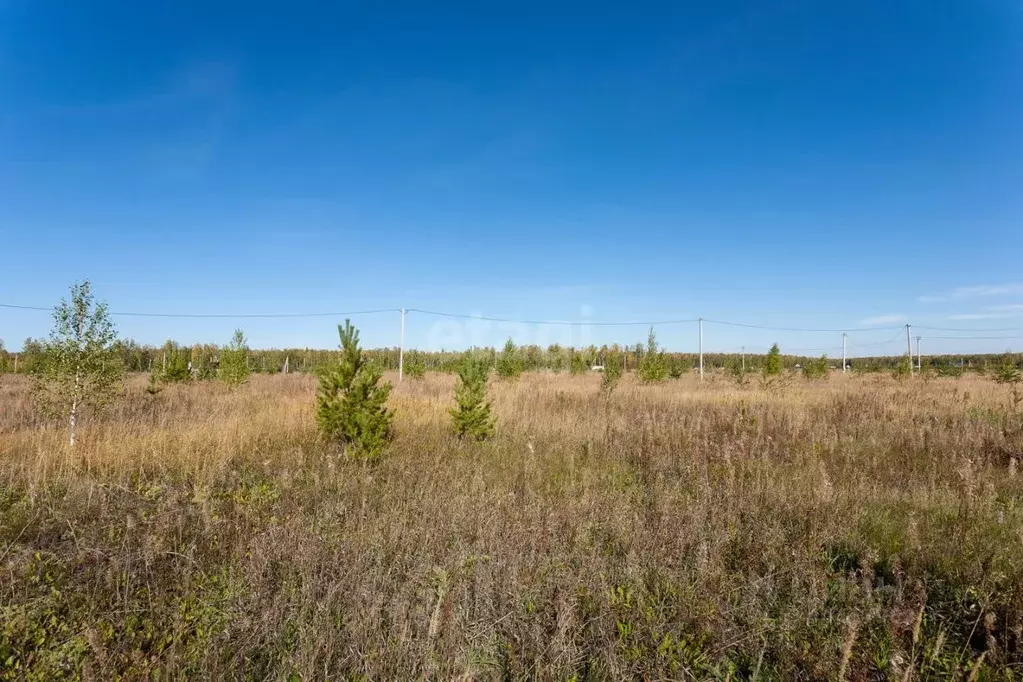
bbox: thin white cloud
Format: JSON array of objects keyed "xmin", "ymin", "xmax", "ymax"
[
  {"xmin": 947, "ymin": 313, "xmax": 1017, "ymax": 320},
  {"xmin": 918, "ymin": 283, "xmax": 1023, "ymax": 303},
  {"xmin": 859, "ymin": 314, "xmax": 905, "ymax": 325},
  {"xmin": 947, "ymin": 303, "xmax": 1023, "ymax": 321}
]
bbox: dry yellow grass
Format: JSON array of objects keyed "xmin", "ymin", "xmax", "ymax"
[{"xmin": 1, "ymin": 370, "xmax": 1022, "ymax": 679}]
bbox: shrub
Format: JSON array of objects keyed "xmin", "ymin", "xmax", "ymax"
[
  {"xmin": 601, "ymin": 354, "xmax": 623, "ymax": 396},
  {"xmin": 218, "ymin": 330, "xmax": 250, "ymax": 388},
  {"xmin": 158, "ymin": 343, "xmax": 192, "ymax": 384},
  {"xmin": 938, "ymin": 363, "xmax": 964, "ymax": 378},
  {"xmin": 668, "ymin": 357, "xmax": 684, "ymax": 379},
  {"xmin": 316, "ymin": 320, "xmax": 394, "ymax": 459},
  {"xmin": 496, "ymin": 338, "xmax": 522, "ymax": 381},
  {"xmin": 892, "ymin": 355, "xmax": 912, "ymax": 380},
  {"xmin": 727, "ymin": 357, "xmax": 749, "ymax": 386},
  {"xmin": 637, "ymin": 328, "xmax": 668, "ymax": 383},
  {"xmin": 450, "ymin": 351, "xmax": 495, "ymax": 441},
  {"xmin": 802, "ymin": 354, "xmax": 829, "ymax": 380},
  {"xmin": 404, "ymin": 351, "xmax": 426, "ymax": 380},
  {"xmin": 569, "ymin": 352, "xmax": 587, "ymax": 376}
]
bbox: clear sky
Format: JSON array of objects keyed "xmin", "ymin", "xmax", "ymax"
[{"xmin": 2, "ymin": 0, "xmax": 1022, "ymax": 356}]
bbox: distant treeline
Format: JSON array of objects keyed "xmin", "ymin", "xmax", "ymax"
[{"xmin": 1, "ymin": 337, "xmax": 1018, "ymax": 376}]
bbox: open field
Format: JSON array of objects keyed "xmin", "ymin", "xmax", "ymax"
[{"xmin": 2, "ymin": 371, "xmax": 1023, "ymax": 679}]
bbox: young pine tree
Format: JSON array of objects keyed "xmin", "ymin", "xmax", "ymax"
[
  {"xmin": 34, "ymin": 281, "xmax": 123, "ymax": 447},
  {"xmin": 727, "ymin": 356, "xmax": 749, "ymax": 386},
  {"xmin": 637, "ymin": 327, "xmax": 668, "ymax": 383},
  {"xmin": 763, "ymin": 343, "xmax": 783, "ymax": 377},
  {"xmin": 496, "ymin": 338, "xmax": 523, "ymax": 380},
  {"xmin": 316, "ymin": 320, "xmax": 394, "ymax": 459},
  {"xmin": 218, "ymin": 330, "xmax": 251, "ymax": 388},
  {"xmin": 993, "ymin": 353, "xmax": 1021, "ymax": 385},
  {"xmin": 450, "ymin": 351, "xmax": 496, "ymax": 441}
]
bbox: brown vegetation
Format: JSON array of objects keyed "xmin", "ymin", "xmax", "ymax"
[{"xmin": 2, "ymin": 371, "xmax": 1023, "ymax": 679}]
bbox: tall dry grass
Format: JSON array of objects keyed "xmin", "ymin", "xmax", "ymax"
[{"xmin": 1, "ymin": 370, "xmax": 1022, "ymax": 679}]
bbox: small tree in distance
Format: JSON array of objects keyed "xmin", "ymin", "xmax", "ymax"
[
  {"xmin": 638, "ymin": 327, "xmax": 668, "ymax": 383},
  {"xmin": 316, "ymin": 320, "xmax": 394, "ymax": 459},
  {"xmin": 802, "ymin": 354, "xmax": 830, "ymax": 380},
  {"xmin": 763, "ymin": 343, "xmax": 783, "ymax": 377},
  {"xmin": 496, "ymin": 338, "xmax": 523, "ymax": 381},
  {"xmin": 601, "ymin": 353, "xmax": 623, "ymax": 397},
  {"xmin": 404, "ymin": 351, "xmax": 426, "ymax": 380},
  {"xmin": 34, "ymin": 280, "xmax": 123, "ymax": 447},
  {"xmin": 569, "ymin": 351, "xmax": 587, "ymax": 376},
  {"xmin": 451, "ymin": 350, "xmax": 496, "ymax": 441},
  {"xmin": 993, "ymin": 353, "xmax": 1021, "ymax": 385},
  {"xmin": 218, "ymin": 330, "xmax": 250, "ymax": 388}
]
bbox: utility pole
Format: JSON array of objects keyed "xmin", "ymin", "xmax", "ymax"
[
  {"xmin": 398, "ymin": 307, "xmax": 406, "ymax": 382},
  {"xmin": 916, "ymin": 335, "xmax": 922, "ymax": 371},
  {"xmin": 698, "ymin": 318, "xmax": 704, "ymax": 381},
  {"xmin": 842, "ymin": 332, "xmax": 847, "ymax": 373},
  {"xmin": 905, "ymin": 324, "xmax": 913, "ymax": 375},
  {"xmin": 741, "ymin": 346, "xmax": 745, "ymax": 372}
]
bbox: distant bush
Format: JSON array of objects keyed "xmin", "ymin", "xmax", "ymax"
[
  {"xmin": 404, "ymin": 351, "xmax": 426, "ymax": 380},
  {"xmin": 637, "ymin": 328, "xmax": 668, "ymax": 383},
  {"xmin": 892, "ymin": 354, "xmax": 912, "ymax": 380},
  {"xmin": 727, "ymin": 357, "xmax": 749, "ymax": 386},
  {"xmin": 496, "ymin": 338, "xmax": 522, "ymax": 381},
  {"xmin": 569, "ymin": 352, "xmax": 587, "ymax": 376},
  {"xmin": 668, "ymin": 357, "xmax": 685, "ymax": 379},
  {"xmin": 802, "ymin": 354, "xmax": 829, "ymax": 380},
  {"xmin": 937, "ymin": 363, "xmax": 964, "ymax": 378},
  {"xmin": 601, "ymin": 354, "xmax": 623, "ymax": 396}
]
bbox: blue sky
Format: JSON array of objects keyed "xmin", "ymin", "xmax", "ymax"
[{"xmin": 2, "ymin": 0, "xmax": 1022, "ymax": 355}]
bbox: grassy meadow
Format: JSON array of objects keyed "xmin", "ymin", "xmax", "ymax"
[{"xmin": 2, "ymin": 370, "xmax": 1023, "ymax": 680}]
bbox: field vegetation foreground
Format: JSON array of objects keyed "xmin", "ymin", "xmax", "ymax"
[{"xmin": 2, "ymin": 371, "xmax": 1023, "ymax": 680}]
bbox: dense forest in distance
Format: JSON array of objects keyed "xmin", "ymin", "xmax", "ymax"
[{"xmin": 1, "ymin": 337, "xmax": 1019, "ymax": 376}]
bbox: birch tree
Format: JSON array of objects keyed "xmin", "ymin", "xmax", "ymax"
[{"xmin": 35, "ymin": 281, "xmax": 122, "ymax": 447}]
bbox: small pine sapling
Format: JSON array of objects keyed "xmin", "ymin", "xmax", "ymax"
[
  {"xmin": 763, "ymin": 343, "xmax": 783, "ymax": 377},
  {"xmin": 450, "ymin": 351, "xmax": 496, "ymax": 441},
  {"xmin": 316, "ymin": 320, "xmax": 394, "ymax": 459},
  {"xmin": 218, "ymin": 330, "xmax": 251, "ymax": 388},
  {"xmin": 993, "ymin": 353, "xmax": 1021, "ymax": 385}
]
